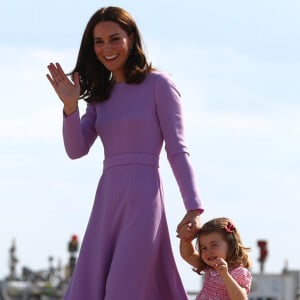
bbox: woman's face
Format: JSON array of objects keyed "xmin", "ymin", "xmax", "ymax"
[
  {"xmin": 199, "ymin": 232, "xmax": 229, "ymax": 268},
  {"xmin": 93, "ymin": 21, "xmax": 134, "ymax": 83}
]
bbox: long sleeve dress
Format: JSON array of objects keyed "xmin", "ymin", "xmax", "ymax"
[{"xmin": 62, "ymin": 71, "xmax": 203, "ymax": 300}]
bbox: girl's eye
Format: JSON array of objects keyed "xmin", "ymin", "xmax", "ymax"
[
  {"xmin": 94, "ymin": 40, "xmax": 103, "ymax": 45},
  {"xmin": 200, "ymin": 247, "xmax": 207, "ymax": 252}
]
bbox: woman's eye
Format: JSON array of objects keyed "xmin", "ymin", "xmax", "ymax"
[{"xmin": 111, "ymin": 37, "xmax": 120, "ymax": 42}]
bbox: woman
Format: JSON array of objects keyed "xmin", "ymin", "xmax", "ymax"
[{"xmin": 47, "ymin": 6, "xmax": 204, "ymax": 300}]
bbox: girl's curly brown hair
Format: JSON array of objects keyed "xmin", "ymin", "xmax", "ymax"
[{"xmin": 196, "ymin": 217, "xmax": 251, "ymax": 273}]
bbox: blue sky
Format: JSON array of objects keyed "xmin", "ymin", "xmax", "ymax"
[{"xmin": 1, "ymin": 0, "xmax": 299, "ymax": 291}]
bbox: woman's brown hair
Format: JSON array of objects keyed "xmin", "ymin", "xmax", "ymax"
[
  {"xmin": 70, "ymin": 6, "xmax": 153, "ymax": 103},
  {"xmin": 196, "ymin": 217, "xmax": 251, "ymax": 273}
]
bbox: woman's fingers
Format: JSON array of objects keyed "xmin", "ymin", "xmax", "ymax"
[
  {"xmin": 46, "ymin": 62, "xmax": 80, "ymax": 105},
  {"xmin": 46, "ymin": 73, "xmax": 54, "ymax": 86},
  {"xmin": 47, "ymin": 63, "xmax": 65, "ymax": 83},
  {"xmin": 73, "ymin": 72, "xmax": 80, "ymax": 87},
  {"xmin": 177, "ymin": 213, "xmax": 201, "ymax": 241},
  {"xmin": 55, "ymin": 63, "xmax": 68, "ymax": 81},
  {"xmin": 177, "ymin": 223, "xmax": 197, "ymax": 240}
]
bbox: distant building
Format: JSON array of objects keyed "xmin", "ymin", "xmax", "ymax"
[
  {"xmin": 249, "ymin": 269, "xmax": 300, "ymax": 300},
  {"xmin": 186, "ymin": 269, "xmax": 300, "ymax": 300}
]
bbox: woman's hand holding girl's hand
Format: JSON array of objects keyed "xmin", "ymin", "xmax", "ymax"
[
  {"xmin": 46, "ymin": 63, "xmax": 80, "ymax": 115},
  {"xmin": 176, "ymin": 210, "xmax": 201, "ymax": 241}
]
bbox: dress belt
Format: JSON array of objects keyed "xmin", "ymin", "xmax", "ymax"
[{"xmin": 103, "ymin": 153, "xmax": 159, "ymax": 170}]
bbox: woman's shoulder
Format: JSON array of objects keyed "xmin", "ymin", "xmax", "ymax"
[
  {"xmin": 145, "ymin": 70, "xmax": 179, "ymax": 94},
  {"xmin": 146, "ymin": 70, "xmax": 175, "ymax": 84}
]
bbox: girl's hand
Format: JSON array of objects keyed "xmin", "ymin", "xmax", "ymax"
[
  {"xmin": 176, "ymin": 210, "xmax": 201, "ymax": 241},
  {"xmin": 46, "ymin": 63, "xmax": 80, "ymax": 115},
  {"xmin": 214, "ymin": 258, "xmax": 248, "ymax": 299},
  {"xmin": 213, "ymin": 258, "xmax": 228, "ymax": 276}
]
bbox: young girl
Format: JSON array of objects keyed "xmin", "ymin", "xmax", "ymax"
[{"xmin": 180, "ymin": 217, "xmax": 252, "ymax": 300}]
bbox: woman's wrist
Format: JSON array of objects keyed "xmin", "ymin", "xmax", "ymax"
[
  {"xmin": 188, "ymin": 208, "xmax": 202, "ymax": 215},
  {"xmin": 63, "ymin": 105, "xmax": 78, "ymax": 116}
]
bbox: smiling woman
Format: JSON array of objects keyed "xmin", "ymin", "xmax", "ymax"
[
  {"xmin": 46, "ymin": 5, "xmax": 203, "ymax": 300},
  {"xmin": 93, "ymin": 21, "xmax": 134, "ymax": 83},
  {"xmin": 63, "ymin": 5, "xmax": 154, "ymax": 104}
]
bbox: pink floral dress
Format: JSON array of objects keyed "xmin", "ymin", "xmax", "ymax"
[{"xmin": 196, "ymin": 267, "xmax": 252, "ymax": 300}]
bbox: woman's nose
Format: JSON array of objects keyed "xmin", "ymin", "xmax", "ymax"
[{"xmin": 104, "ymin": 42, "xmax": 112, "ymax": 50}]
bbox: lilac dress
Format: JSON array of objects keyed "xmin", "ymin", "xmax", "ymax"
[{"xmin": 62, "ymin": 71, "xmax": 203, "ymax": 299}]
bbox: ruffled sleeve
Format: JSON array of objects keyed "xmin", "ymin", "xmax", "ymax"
[{"xmin": 231, "ymin": 267, "xmax": 252, "ymax": 294}]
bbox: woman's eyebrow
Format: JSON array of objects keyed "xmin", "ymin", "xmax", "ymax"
[
  {"xmin": 109, "ymin": 33, "xmax": 120, "ymax": 38},
  {"xmin": 94, "ymin": 33, "xmax": 121, "ymax": 40}
]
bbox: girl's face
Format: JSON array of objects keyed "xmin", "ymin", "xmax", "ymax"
[
  {"xmin": 93, "ymin": 21, "xmax": 134, "ymax": 83},
  {"xmin": 199, "ymin": 232, "xmax": 229, "ymax": 268}
]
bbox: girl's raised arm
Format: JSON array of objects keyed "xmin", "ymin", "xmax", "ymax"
[{"xmin": 179, "ymin": 238, "xmax": 201, "ymax": 271}]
